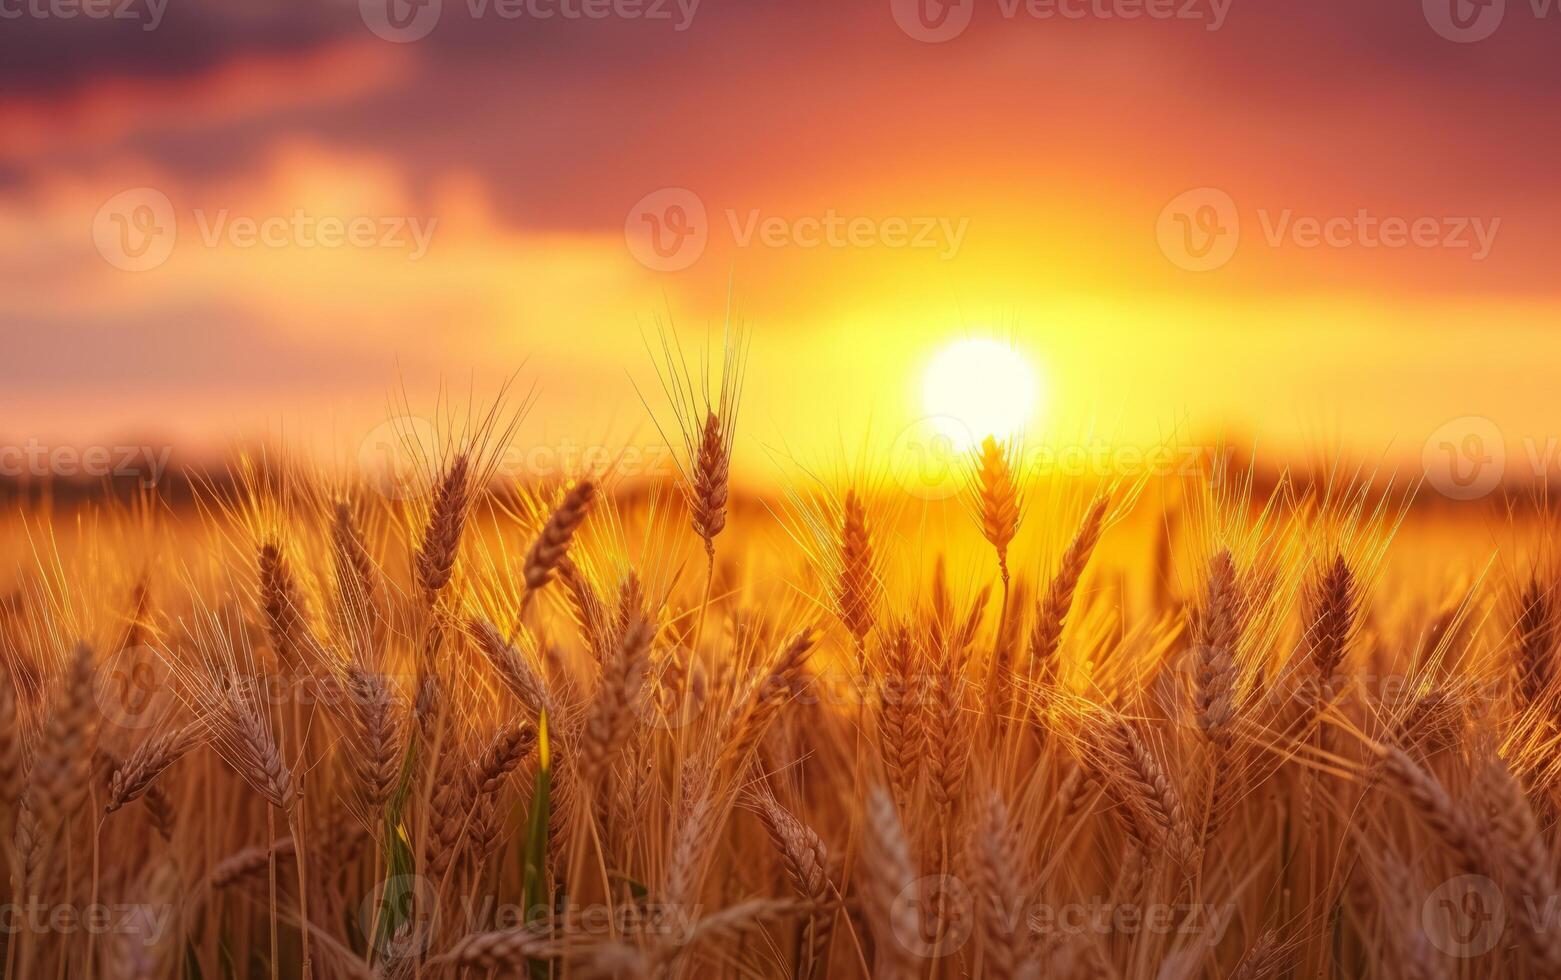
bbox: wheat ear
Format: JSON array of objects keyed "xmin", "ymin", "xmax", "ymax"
[
  {"xmin": 973, "ymin": 436, "xmax": 1021, "ymax": 583},
  {"xmin": 1229, "ymin": 929, "xmax": 1282, "ymax": 980},
  {"xmin": 106, "ymin": 721, "xmax": 203, "ymax": 812},
  {"xmin": 967, "ymin": 790, "xmax": 1026, "ymax": 980},
  {"xmin": 29, "ymin": 644, "xmax": 99, "ymax": 828},
  {"xmin": 258, "ymin": 540, "xmax": 311, "ymax": 672},
  {"xmin": 524, "ymin": 479, "xmax": 596, "ymax": 591},
  {"xmin": 835, "ymin": 488, "xmax": 877, "ymax": 654},
  {"xmin": 877, "ymin": 623, "xmax": 924, "ymax": 811},
  {"xmin": 342, "ymin": 665, "xmax": 402, "ymax": 809},
  {"xmin": 721, "ymin": 629, "xmax": 816, "ymax": 773},
  {"xmin": 691, "ymin": 412, "xmax": 730, "ymax": 558},
  {"xmin": 1373, "ymin": 744, "xmax": 1485, "ymax": 877},
  {"xmin": 415, "ymin": 453, "xmax": 471, "ymax": 598},
  {"xmin": 1513, "ymin": 574, "xmax": 1554, "ymax": 712},
  {"xmin": 751, "ymin": 786, "xmax": 833, "ymax": 980},
  {"xmin": 1028, "ymin": 494, "xmax": 1108, "ymax": 692},
  {"xmin": 470, "ymin": 618, "xmax": 553, "ymax": 719},
  {"xmin": 578, "ymin": 614, "xmax": 654, "ymax": 786},
  {"xmin": 860, "ymin": 786, "xmax": 918, "ymax": 980},
  {"xmin": 425, "ymin": 927, "xmax": 555, "ymax": 969}
]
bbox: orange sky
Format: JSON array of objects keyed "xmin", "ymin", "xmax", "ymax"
[{"xmin": 1, "ymin": 0, "xmax": 1557, "ymax": 482}]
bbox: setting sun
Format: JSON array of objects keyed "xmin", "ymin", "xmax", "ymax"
[{"xmin": 921, "ymin": 338, "xmax": 1042, "ymax": 447}]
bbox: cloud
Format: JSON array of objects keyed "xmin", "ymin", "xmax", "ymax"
[{"xmin": 0, "ymin": 39, "xmax": 412, "ymax": 162}]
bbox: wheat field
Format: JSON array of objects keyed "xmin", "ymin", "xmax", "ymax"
[{"xmin": 0, "ymin": 365, "xmax": 1553, "ymax": 980}]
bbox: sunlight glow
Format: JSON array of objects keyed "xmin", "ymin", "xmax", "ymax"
[{"xmin": 920, "ymin": 338, "xmax": 1041, "ymax": 448}]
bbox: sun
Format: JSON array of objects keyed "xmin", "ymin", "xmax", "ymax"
[{"xmin": 921, "ymin": 338, "xmax": 1041, "ymax": 449}]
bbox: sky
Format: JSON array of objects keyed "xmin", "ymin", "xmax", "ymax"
[{"xmin": 0, "ymin": 0, "xmax": 1556, "ymax": 485}]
